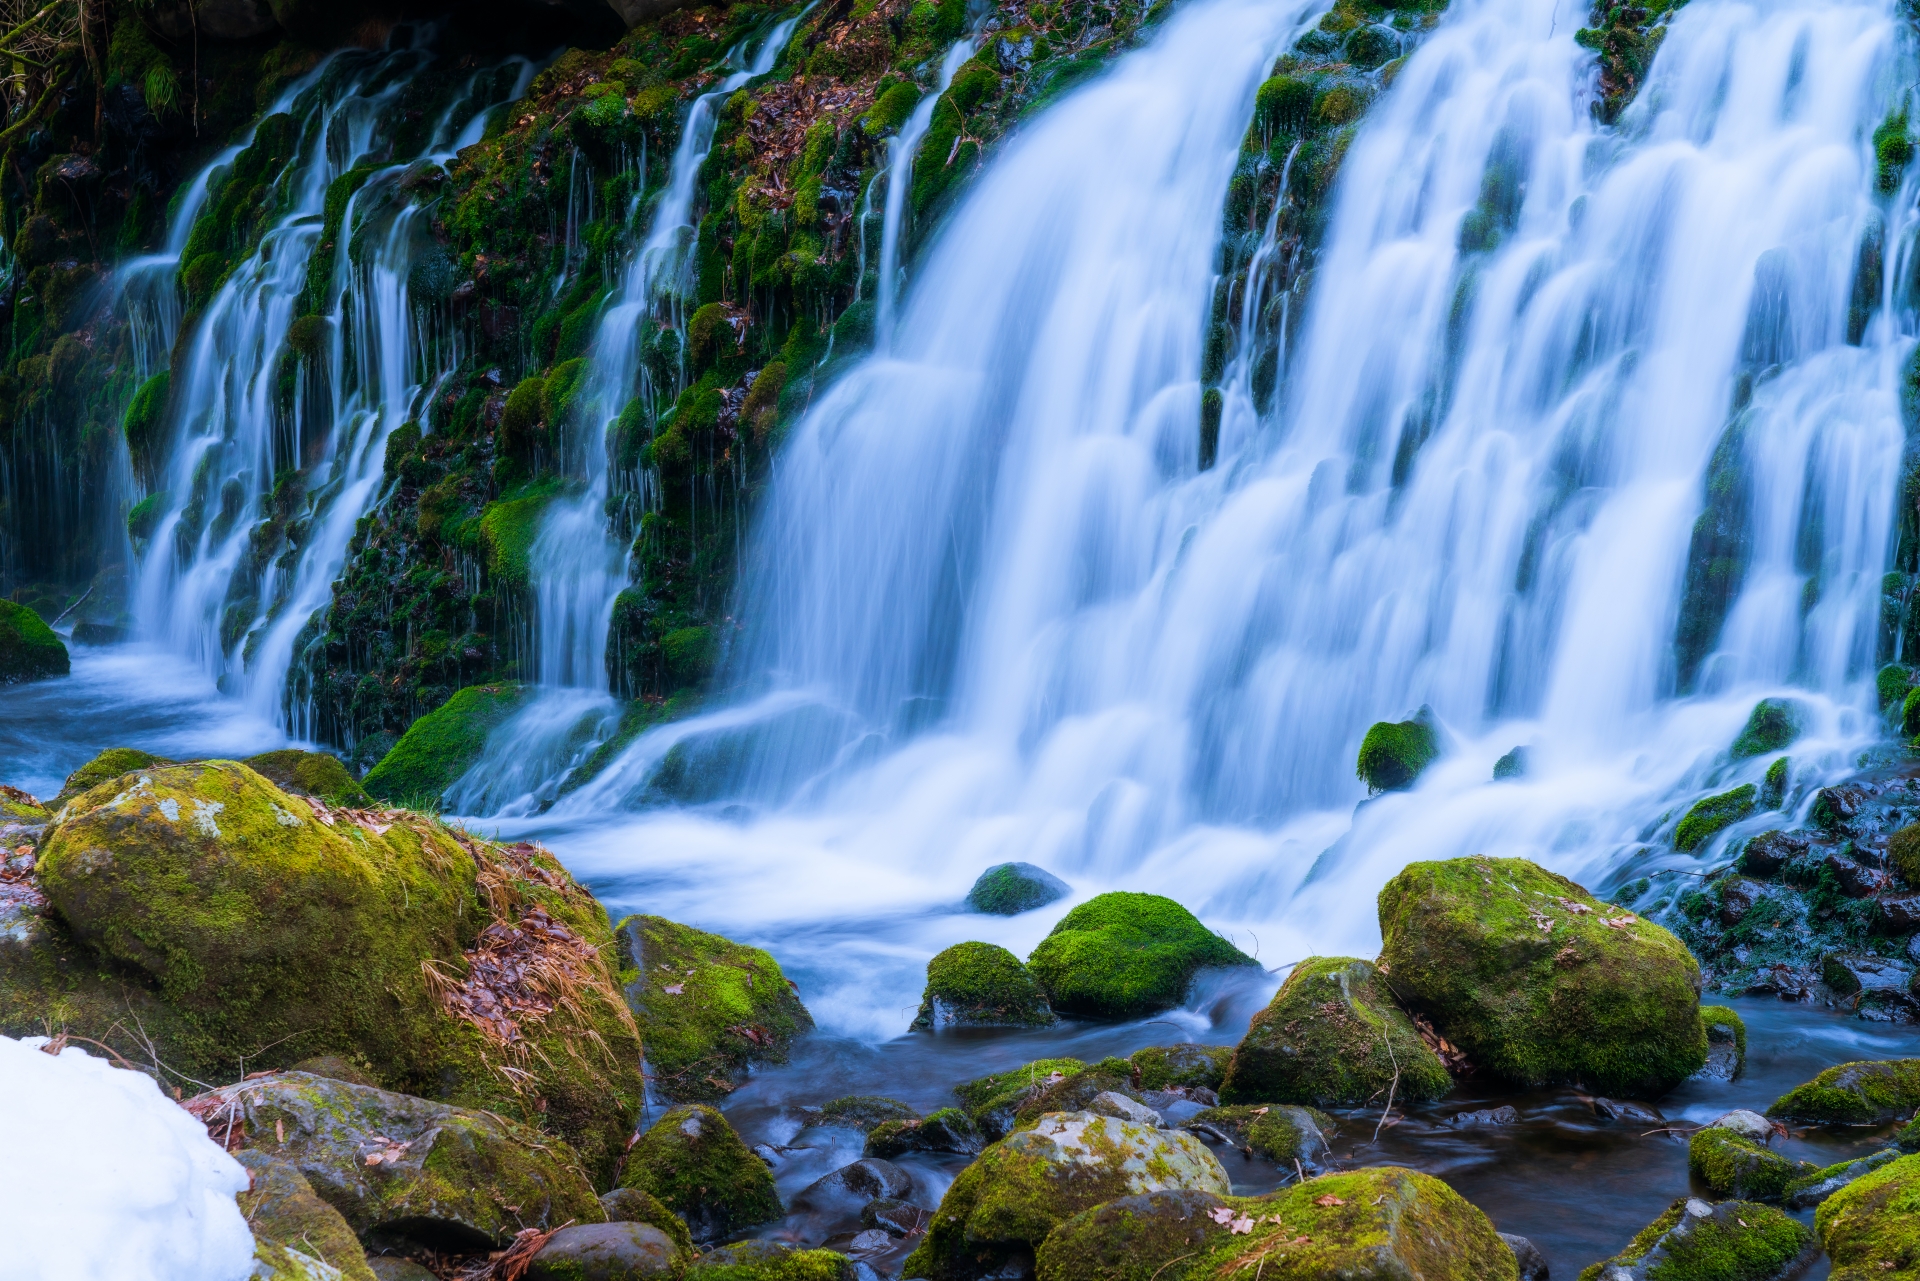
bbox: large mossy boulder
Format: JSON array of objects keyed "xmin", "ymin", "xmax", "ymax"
[
  {"xmin": 1688, "ymin": 1114, "xmax": 1813, "ymax": 1201},
  {"xmin": 613, "ymin": 914, "xmax": 812, "ymax": 1100},
  {"xmin": 0, "ymin": 599, "xmax": 68, "ymax": 683},
  {"xmin": 1378, "ymin": 856, "xmax": 1707, "ymax": 1097},
  {"xmin": 618, "ymin": 1104, "xmax": 782, "ymax": 1245},
  {"xmin": 901, "ymin": 1110, "xmax": 1231, "ymax": 1280},
  {"xmin": 244, "ymin": 749, "xmax": 370, "ymax": 806},
  {"xmin": 1816, "ymin": 1152, "xmax": 1920, "ymax": 1280},
  {"xmin": 362, "ymin": 683, "xmax": 529, "ymax": 804},
  {"xmin": 1579, "ymin": 1197, "xmax": 1813, "ymax": 1281},
  {"xmin": 1025, "ymin": 892, "xmax": 1256, "ymax": 1020},
  {"xmin": 10, "ymin": 759, "xmax": 644, "ymax": 1181},
  {"xmin": 1767, "ymin": 1059, "xmax": 1920, "ymax": 1124},
  {"xmin": 913, "ymin": 941, "xmax": 1054, "ymax": 1029},
  {"xmin": 1219, "ymin": 956, "xmax": 1450, "ymax": 1107},
  {"xmin": 967, "ymin": 861, "xmax": 1070, "ymax": 915},
  {"xmin": 199, "ymin": 1072, "xmax": 603, "ymax": 1249},
  {"xmin": 1034, "ymin": 1166, "xmax": 1517, "ymax": 1281},
  {"xmin": 1356, "ymin": 710, "xmax": 1440, "ymax": 793},
  {"xmin": 235, "ymin": 1149, "xmax": 377, "ymax": 1281},
  {"xmin": 53, "ymin": 747, "xmax": 166, "ymax": 805}
]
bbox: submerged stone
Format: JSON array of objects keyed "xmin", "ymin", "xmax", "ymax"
[
  {"xmin": 816, "ymin": 1095, "xmax": 920, "ymax": 1132},
  {"xmin": 1768, "ymin": 1059, "xmax": 1920, "ymax": 1124},
  {"xmin": 619, "ymin": 1104, "xmax": 782, "ymax": 1245},
  {"xmin": 966, "ymin": 861, "xmax": 1071, "ymax": 915},
  {"xmin": 1580, "ymin": 1197, "xmax": 1813, "ymax": 1281},
  {"xmin": 1378, "ymin": 856, "xmax": 1707, "ymax": 1097},
  {"xmin": 1698, "ymin": 1004, "xmax": 1747, "ymax": 1081},
  {"xmin": 1816, "ymin": 1151, "xmax": 1920, "ymax": 1280},
  {"xmin": 913, "ymin": 941, "xmax": 1055, "ymax": 1029},
  {"xmin": 1025, "ymin": 891, "xmax": 1256, "ymax": 1020}
]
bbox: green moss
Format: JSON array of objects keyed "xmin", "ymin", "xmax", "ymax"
[
  {"xmin": 1187, "ymin": 1104, "xmax": 1335, "ymax": 1165},
  {"xmin": 864, "ymin": 80, "xmax": 922, "ymax": 134},
  {"xmin": 1578, "ymin": 1198, "xmax": 1812, "ymax": 1281},
  {"xmin": 1254, "ymin": 74, "xmax": 1313, "ymax": 135},
  {"xmin": 1701, "ymin": 1004, "xmax": 1747, "ymax": 1077},
  {"xmin": 613, "ymin": 915, "xmax": 812, "ymax": 1101},
  {"xmin": 1785, "ymin": 1148, "xmax": 1904, "ymax": 1209},
  {"xmin": 1881, "ymin": 664, "xmax": 1914, "ymax": 711},
  {"xmin": 685, "ymin": 1242, "xmax": 857, "ymax": 1280},
  {"xmin": 1767, "ymin": 1060, "xmax": 1920, "ymax": 1125},
  {"xmin": 543, "ymin": 357, "xmax": 591, "ymax": 425},
  {"xmin": 1760, "ymin": 756, "xmax": 1789, "ymax": 809},
  {"xmin": 1675, "ymin": 784, "xmax": 1757, "ymax": 851},
  {"xmin": 967, "ymin": 861, "xmax": 1069, "ymax": 915},
  {"xmin": 244, "ymin": 749, "xmax": 369, "ymax": 805},
  {"xmin": 865, "ymin": 1107, "xmax": 983, "ymax": 1158},
  {"xmin": 478, "ymin": 482, "xmax": 564, "ymax": 589},
  {"xmin": 127, "ymin": 492, "xmax": 169, "ymax": 542},
  {"xmin": 54, "ymin": 748, "xmax": 167, "ymax": 807},
  {"xmin": 600, "ymin": 1186, "xmax": 695, "ymax": 1254},
  {"xmin": 1875, "ymin": 112, "xmax": 1914, "ymax": 194},
  {"xmin": 1731, "ymin": 698, "xmax": 1805, "ymax": 759},
  {"xmin": 122, "ymin": 372, "xmax": 171, "ymax": 481},
  {"xmin": 499, "ymin": 377, "xmax": 550, "ymax": 466},
  {"xmin": 956, "ymin": 1058, "xmax": 1088, "ymax": 1113},
  {"xmin": 362, "ymin": 684, "xmax": 530, "ymax": 805},
  {"xmin": 1818, "ymin": 1152, "xmax": 1920, "ymax": 1280},
  {"xmin": 1220, "ymin": 956, "xmax": 1450, "ymax": 1107},
  {"xmin": 1129, "ymin": 1043, "xmax": 1232, "ymax": 1091},
  {"xmin": 913, "ymin": 941, "xmax": 1055, "ymax": 1029},
  {"xmin": 235, "ymin": 1151, "xmax": 376, "ymax": 1281},
  {"xmin": 0, "ymin": 600, "xmax": 68, "ymax": 684},
  {"xmin": 1378, "ymin": 856, "xmax": 1707, "ymax": 1097},
  {"xmin": 619, "ymin": 1105, "xmax": 781, "ymax": 1243},
  {"xmin": 1025, "ymin": 891, "xmax": 1255, "ymax": 1019},
  {"xmin": 1689, "ymin": 1126, "xmax": 1813, "ymax": 1201},
  {"xmin": 1356, "ymin": 715, "xmax": 1439, "ymax": 792},
  {"xmin": 1905, "ymin": 686, "xmax": 1920, "ymax": 739}
]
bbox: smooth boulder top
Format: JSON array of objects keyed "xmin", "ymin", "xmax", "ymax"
[
  {"xmin": 526, "ymin": 1222, "xmax": 682, "ymax": 1281},
  {"xmin": 1025, "ymin": 891, "xmax": 1257, "ymax": 1020},
  {"xmin": 967, "ymin": 861, "xmax": 1071, "ymax": 914},
  {"xmin": 914, "ymin": 940, "xmax": 1055, "ymax": 1030}
]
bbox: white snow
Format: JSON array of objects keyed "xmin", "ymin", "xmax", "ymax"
[{"xmin": 0, "ymin": 1035, "xmax": 254, "ymax": 1281}]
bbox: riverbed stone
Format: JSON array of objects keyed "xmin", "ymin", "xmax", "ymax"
[
  {"xmin": 598, "ymin": 1187, "xmax": 693, "ymax": 1253},
  {"xmin": 1688, "ymin": 1116, "xmax": 1813, "ymax": 1201},
  {"xmin": 865, "ymin": 1107, "xmax": 983, "ymax": 1157},
  {"xmin": 614, "ymin": 913, "xmax": 812, "ymax": 1101},
  {"xmin": 1024, "ymin": 891, "xmax": 1257, "ymax": 1020},
  {"xmin": 1502, "ymin": 1232, "xmax": 1549, "ymax": 1281},
  {"xmin": 793, "ymin": 1157, "xmax": 914, "ymax": 1212},
  {"xmin": 1220, "ymin": 955, "xmax": 1450, "ymax": 1107},
  {"xmin": 966, "ymin": 861, "xmax": 1070, "ymax": 915},
  {"xmin": 1378, "ymin": 856, "xmax": 1707, "ymax": 1097},
  {"xmin": 1579, "ymin": 1197, "xmax": 1813, "ymax": 1281},
  {"xmin": 912, "ymin": 940, "xmax": 1054, "ymax": 1029},
  {"xmin": 954, "ymin": 1057, "xmax": 1087, "ymax": 1140},
  {"xmin": 816, "ymin": 1095, "xmax": 920, "ymax": 1131},
  {"xmin": 1698, "ymin": 1005, "xmax": 1747, "ymax": 1080},
  {"xmin": 0, "ymin": 600, "xmax": 68, "ymax": 684},
  {"xmin": 1129, "ymin": 1043, "xmax": 1231, "ymax": 1090},
  {"xmin": 235, "ymin": 1149, "xmax": 376, "ymax": 1281},
  {"xmin": 618, "ymin": 1104, "xmax": 781, "ymax": 1244},
  {"xmin": 1768, "ymin": 1059, "xmax": 1920, "ymax": 1124},
  {"xmin": 1785, "ymin": 1147, "xmax": 1904, "ymax": 1209},
  {"xmin": 901, "ymin": 1110, "xmax": 1231, "ymax": 1280},
  {"xmin": 1185, "ymin": 1104, "xmax": 1334, "ymax": 1168},
  {"xmin": 1816, "ymin": 1151, "xmax": 1920, "ymax": 1280},
  {"xmin": 525, "ymin": 1222, "xmax": 682, "ymax": 1280}
]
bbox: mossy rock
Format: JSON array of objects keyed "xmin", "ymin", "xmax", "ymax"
[
  {"xmin": 1675, "ymin": 784, "xmax": 1758, "ymax": 851},
  {"xmin": 619, "ymin": 1104, "xmax": 781, "ymax": 1245},
  {"xmin": 1578, "ymin": 1197, "xmax": 1813, "ymax": 1281},
  {"xmin": 202, "ymin": 1071, "xmax": 603, "ymax": 1249},
  {"xmin": 901, "ymin": 1110, "xmax": 1231, "ymax": 1280},
  {"xmin": 1700, "ymin": 1004, "xmax": 1747, "ymax": 1081},
  {"xmin": 955, "ymin": 1057, "xmax": 1087, "ymax": 1141},
  {"xmin": 599, "ymin": 1186, "xmax": 696, "ymax": 1254},
  {"xmin": 1892, "ymin": 824, "xmax": 1920, "ymax": 887},
  {"xmin": 966, "ymin": 861, "xmax": 1070, "ymax": 915},
  {"xmin": 362, "ymin": 684, "xmax": 530, "ymax": 805},
  {"xmin": 236, "ymin": 1149, "xmax": 376, "ymax": 1281},
  {"xmin": 685, "ymin": 1240, "xmax": 860, "ymax": 1279},
  {"xmin": 1816, "ymin": 1151, "xmax": 1920, "ymax": 1280},
  {"xmin": 1356, "ymin": 710, "xmax": 1439, "ymax": 792},
  {"xmin": 866, "ymin": 1107, "xmax": 983, "ymax": 1157},
  {"xmin": 1378, "ymin": 856, "xmax": 1707, "ymax": 1097},
  {"xmin": 1034, "ymin": 1165, "xmax": 1517, "ymax": 1281},
  {"xmin": 913, "ymin": 941, "xmax": 1055, "ymax": 1029},
  {"xmin": 1130, "ymin": 1043, "xmax": 1231, "ymax": 1091},
  {"xmin": 0, "ymin": 785, "xmax": 49, "ymax": 825},
  {"xmin": 0, "ymin": 600, "xmax": 68, "ymax": 684},
  {"xmin": 1732, "ymin": 698, "xmax": 1806, "ymax": 759},
  {"xmin": 1025, "ymin": 891, "xmax": 1256, "ymax": 1020},
  {"xmin": 1186, "ymin": 1104, "xmax": 1335, "ymax": 1167},
  {"xmin": 1767, "ymin": 1060, "xmax": 1920, "ymax": 1125},
  {"xmin": 1220, "ymin": 956, "xmax": 1449, "ymax": 1107},
  {"xmin": 1689, "ymin": 1123, "xmax": 1814, "ymax": 1201},
  {"xmin": 244, "ymin": 749, "xmax": 370, "ymax": 805},
  {"xmin": 1786, "ymin": 1147, "xmax": 1904, "ymax": 1209},
  {"xmin": 53, "ymin": 747, "xmax": 168, "ymax": 806},
  {"xmin": 614, "ymin": 914, "xmax": 812, "ymax": 1101},
  {"xmin": 817, "ymin": 1095, "xmax": 920, "ymax": 1131},
  {"xmin": 1010, "ymin": 1062, "xmax": 1145, "ymax": 1132}
]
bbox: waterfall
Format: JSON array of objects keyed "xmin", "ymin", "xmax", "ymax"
[
  {"xmin": 875, "ymin": 38, "xmax": 978, "ymax": 346},
  {"xmin": 129, "ymin": 39, "xmax": 535, "ymax": 730}
]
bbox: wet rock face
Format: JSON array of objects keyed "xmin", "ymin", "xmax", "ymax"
[
  {"xmin": 525, "ymin": 1222, "xmax": 682, "ymax": 1281},
  {"xmin": 619, "ymin": 1104, "xmax": 782, "ymax": 1245},
  {"xmin": 1585, "ymin": 1197, "xmax": 1813, "ymax": 1281},
  {"xmin": 0, "ymin": 601, "xmax": 68, "ymax": 685}
]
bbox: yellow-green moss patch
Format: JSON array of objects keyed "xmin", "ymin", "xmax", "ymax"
[
  {"xmin": 1025, "ymin": 892, "xmax": 1255, "ymax": 1020},
  {"xmin": 1768, "ymin": 1060, "xmax": 1920, "ymax": 1125},
  {"xmin": 1817, "ymin": 1151, "xmax": 1920, "ymax": 1279},
  {"xmin": 914, "ymin": 940, "xmax": 1054, "ymax": 1029}
]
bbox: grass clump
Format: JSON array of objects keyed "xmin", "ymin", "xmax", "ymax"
[{"xmin": 1025, "ymin": 891, "xmax": 1256, "ymax": 1019}]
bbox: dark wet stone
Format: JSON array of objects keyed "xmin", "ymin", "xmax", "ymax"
[
  {"xmin": 526, "ymin": 1222, "xmax": 679, "ymax": 1280},
  {"xmin": 1450, "ymin": 1105, "xmax": 1519, "ymax": 1127},
  {"xmin": 865, "ymin": 1107, "xmax": 983, "ymax": 1157},
  {"xmin": 1822, "ymin": 952, "xmax": 1914, "ymax": 996},
  {"xmin": 966, "ymin": 861, "xmax": 1071, "ymax": 915},
  {"xmin": 1813, "ymin": 784, "xmax": 1871, "ymax": 832},
  {"xmin": 1823, "ymin": 851, "xmax": 1889, "ymax": 897},
  {"xmin": 367, "ymin": 1262, "xmax": 438, "ymax": 1281},
  {"xmin": 1592, "ymin": 1097, "xmax": 1663, "ymax": 1125},
  {"xmin": 862, "ymin": 1197, "xmax": 928, "ymax": 1237},
  {"xmin": 794, "ymin": 1158, "xmax": 914, "ymax": 1212},
  {"xmin": 815, "ymin": 1096, "xmax": 921, "ymax": 1132},
  {"xmin": 1719, "ymin": 877, "xmax": 1766, "ymax": 925},
  {"xmin": 1878, "ymin": 893, "xmax": 1920, "ymax": 931},
  {"xmin": 1499, "ymin": 1232, "xmax": 1549, "ymax": 1281},
  {"xmin": 1740, "ymin": 830, "xmax": 1808, "ymax": 878}
]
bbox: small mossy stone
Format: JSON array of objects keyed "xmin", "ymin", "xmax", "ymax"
[
  {"xmin": 1025, "ymin": 891, "xmax": 1256, "ymax": 1020},
  {"xmin": 1892, "ymin": 825, "xmax": 1920, "ymax": 887},
  {"xmin": 1817, "ymin": 1151, "xmax": 1920, "ymax": 1280},
  {"xmin": 599, "ymin": 1187, "xmax": 695, "ymax": 1255},
  {"xmin": 1578, "ymin": 1197, "xmax": 1814, "ymax": 1281},
  {"xmin": 619, "ymin": 1104, "xmax": 781, "ymax": 1245},
  {"xmin": 614, "ymin": 915, "xmax": 812, "ymax": 1101},
  {"xmin": 362, "ymin": 684, "xmax": 530, "ymax": 805},
  {"xmin": 1220, "ymin": 956, "xmax": 1449, "ymax": 1108},
  {"xmin": 55, "ymin": 747, "xmax": 165, "ymax": 805},
  {"xmin": 1767, "ymin": 1059, "xmax": 1920, "ymax": 1125},
  {"xmin": 1688, "ymin": 1124, "xmax": 1814, "ymax": 1201},
  {"xmin": 901, "ymin": 1110, "xmax": 1231, "ymax": 1280},
  {"xmin": 1129, "ymin": 1043, "xmax": 1231, "ymax": 1090},
  {"xmin": 1356, "ymin": 711, "xmax": 1440, "ymax": 793},
  {"xmin": 1760, "ymin": 755, "xmax": 1789, "ymax": 809},
  {"xmin": 966, "ymin": 861, "xmax": 1070, "ymax": 915},
  {"xmin": 367, "ymin": 1261, "xmax": 437, "ymax": 1281},
  {"xmin": 1732, "ymin": 697, "xmax": 1807, "ymax": 759},
  {"xmin": 0, "ymin": 600, "xmax": 68, "ymax": 684},
  {"xmin": 1494, "ymin": 746, "xmax": 1529, "ymax": 780},
  {"xmin": 1676, "ymin": 784, "xmax": 1758, "ymax": 851},
  {"xmin": 1700, "ymin": 1004, "xmax": 1748, "ymax": 1081},
  {"xmin": 865, "ymin": 1106, "xmax": 983, "ymax": 1158},
  {"xmin": 1378, "ymin": 856, "xmax": 1707, "ymax": 1097},
  {"xmin": 1785, "ymin": 1147, "xmax": 1904, "ymax": 1209},
  {"xmin": 1900, "ymin": 1117, "xmax": 1920, "ymax": 1152},
  {"xmin": 235, "ymin": 1149, "xmax": 377, "ymax": 1281},
  {"xmin": 818, "ymin": 1095, "xmax": 920, "ymax": 1131},
  {"xmin": 955, "ymin": 1058, "xmax": 1087, "ymax": 1141},
  {"xmin": 914, "ymin": 941, "xmax": 1054, "ymax": 1029},
  {"xmin": 1186, "ymin": 1104, "xmax": 1335, "ymax": 1167},
  {"xmin": 245, "ymin": 749, "xmax": 370, "ymax": 805},
  {"xmin": 526, "ymin": 1222, "xmax": 681, "ymax": 1280}
]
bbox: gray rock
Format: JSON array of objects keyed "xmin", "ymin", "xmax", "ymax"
[
  {"xmin": 1785, "ymin": 1147, "xmax": 1903, "ymax": 1208},
  {"xmin": 1591, "ymin": 1098, "xmax": 1663, "ymax": 1126},
  {"xmin": 1710, "ymin": 1109, "xmax": 1774, "ymax": 1144},
  {"xmin": 366, "ymin": 1262, "xmax": 437, "ymax": 1281},
  {"xmin": 1823, "ymin": 952, "xmax": 1914, "ymax": 996},
  {"xmin": 1450, "ymin": 1106, "xmax": 1519, "ymax": 1127},
  {"xmin": 1089, "ymin": 1090, "xmax": 1164, "ymax": 1127},
  {"xmin": 1717, "ymin": 878, "xmax": 1766, "ymax": 926},
  {"xmin": 862, "ymin": 1196, "xmax": 928, "ymax": 1236},
  {"xmin": 527, "ymin": 1222, "xmax": 680, "ymax": 1280},
  {"xmin": 965, "ymin": 861, "xmax": 1071, "ymax": 915},
  {"xmin": 235, "ymin": 1149, "xmax": 374, "ymax": 1281},
  {"xmin": 1499, "ymin": 1232, "xmax": 1549, "ymax": 1281},
  {"xmin": 1879, "ymin": 893, "xmax": 1920, "ymax": 931},
  {"xmin": 795, "ymin": 1157, "xmax": 914, "ymax": 1211},
  {"xmin": 814, "ymin": 1096, "xmax": 922, "ymax": 1131}
]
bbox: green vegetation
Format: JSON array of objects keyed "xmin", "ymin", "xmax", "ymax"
[
  {"xmin": 1731, "ymin": 697, "xmax": 1805, "ymax": 758},
  {"xmin": 1818, "ymin": 1152, "xmax": 1920, "ymax": 1279},
  {"xmin": 1578, "ymin": 1198, "xmax": 1812, "ymax": 1281},
  {"xmin": 1025, "ymin": 891, "xmax": 1256, "ymax": 1019},
  {"xmin": 0, "ymin": 600, "xmax": 68, "ymax": 683},
  {"xmin": 1768, "ymin": 1060, "xmax": 1920, "ymax": 1125},
  {"xmin": 1675, "ymin": 784, "xmax": 1758, "ymax": 851},
  {"xmin": 1701, "ymin": 1003, "xmax": 1747, "ymax": 1076},
  {"xmin": 1356, "ymin": 714, "xmax": 1440, "ymax": 792},
  {"xmin": 362, "ymin": 683, "xmax": 530, "ymax": 803},
  {"xmin": 619, "ymin": 1104, "xmax": 782, "ymax": 1244},
  {"xmin": 913, "ymin": 941, "xmax": 1055, "ymax": 1029}
]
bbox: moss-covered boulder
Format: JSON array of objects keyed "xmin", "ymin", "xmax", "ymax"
[
  {"xmin": 1578, "ymin": 1197, "xmax": 1813, "ymax": 1281},
  {"xmin": 1675, "ymin": 784, "xmax": 1757, "ymax": 851},
  {"xmin": 1700, "ymin": 1004, "xmax": 1747, "ymax": 1081},
  {"xmin": 244, "ymin": 749, "xmax": 370, "ymax": 806},
  {"xmin": 1357, "ymin": 710, "xmax": 1440, "ymax": 793},
  {"xmin": 1007, "ymin": 1060, "xmax": 1145, "ymax": 1132},
  {"xmin": 1025, "ymin": 892, "xmax": 1256, "ymax": 1020},
  {"xmin": 235, "ymin": 1149, "xmax": 377, "ymax": 1281},
  {"xmin": 684, "ymin": 1241, "xmax": 860, "ymax": 1279},
  {"xmin": 0, "ymin": 599, "xmax": 68, "ymax": 684},
  {"xmin": 866, "ymin": 1107, "xmax": 983, "ymax": 1157},
  {"xmin": 1185, "ymin": 1104, "xmax": 1335, "ymax": 1168},
  {"xmin": 1129, "ymin": 1043, "xmax": 1231, "ymax": 1091},
  {"xmin": 613, "ymin": 914, "xmax": 812, "ymax": 1100},
  {"xmin": 619, "ymin": 1104, "xmax": 781, "ymax": 1245},
  {"xmin": 599, "ymin": 1186, "xmax": 696, "ymax": 1254},
  {"xmin": 1378, "ymin": 857, "xmax": 1707, "ymax": 1097},
  {"xmin": 966, "ymin": 861, "xmax": 1070, "ymax": 915},
  {"xmin": 1688, "ymin": 1117, "xmax": 1813, "ymax": 1201},
  {"xmin": 1220, "ymin": 956, "xmax": 1450, "ymax": 1107},
  {"xmin": 53, "ymin": 747, "xmax": 166, "ymax": 805},
  {"xmin": 815, "ymin": 1095, "xmax": 919, "ymax": 1131},
  {"xmin": 1768, "ymin": 1060, "xmax": 1920, "ymax": 1125},
  {"xmin": 196, "ymin": 1072, "xmax": 603, "ymax": 1249},
  {"xmin": 901, "ymin": 1110, "xmax": 1231, "ymax": 1280},
  {"xmin": 1732, "ymin": 698, "xmax": 1806, "ymax": 759},
  {"xmin": 1816, "ymin": 1151, "xmax": 1920, "ymax": 1280},
  {"xmin": 1785, "ymin": 1147, "xmax": 1904, "ymax": 1209},
  {"xmin": 1035, "ymin": 1166, "xmax": 1517, "ymax": 1281},
  {"xmin": 362, "ymin": 684, "xmax": 529, "ymax": 804},
  {"xmin": 913, "ymin": 941, "xmax": 1054, "ymax": 1030},
  {"xmin": 525, "ymin": 1222, "xmax": 683, "ymax": 1280}
]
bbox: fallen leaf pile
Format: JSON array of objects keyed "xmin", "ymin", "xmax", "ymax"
[{"xmin": 429, "ymin": 904, "xmax": 603, "ymax": 1047}]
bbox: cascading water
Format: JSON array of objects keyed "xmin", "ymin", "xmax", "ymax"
[
  {"xmin": 503, "ymin": 0, "xmax": 1916, "ymax": 1043},
  {"xmin": 131, "ymin": 40, "xmax": 535, "ymax": 730},
  {"xmin": 874, "ymin": 38, "xmax": 977, "ymax": 345}
]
